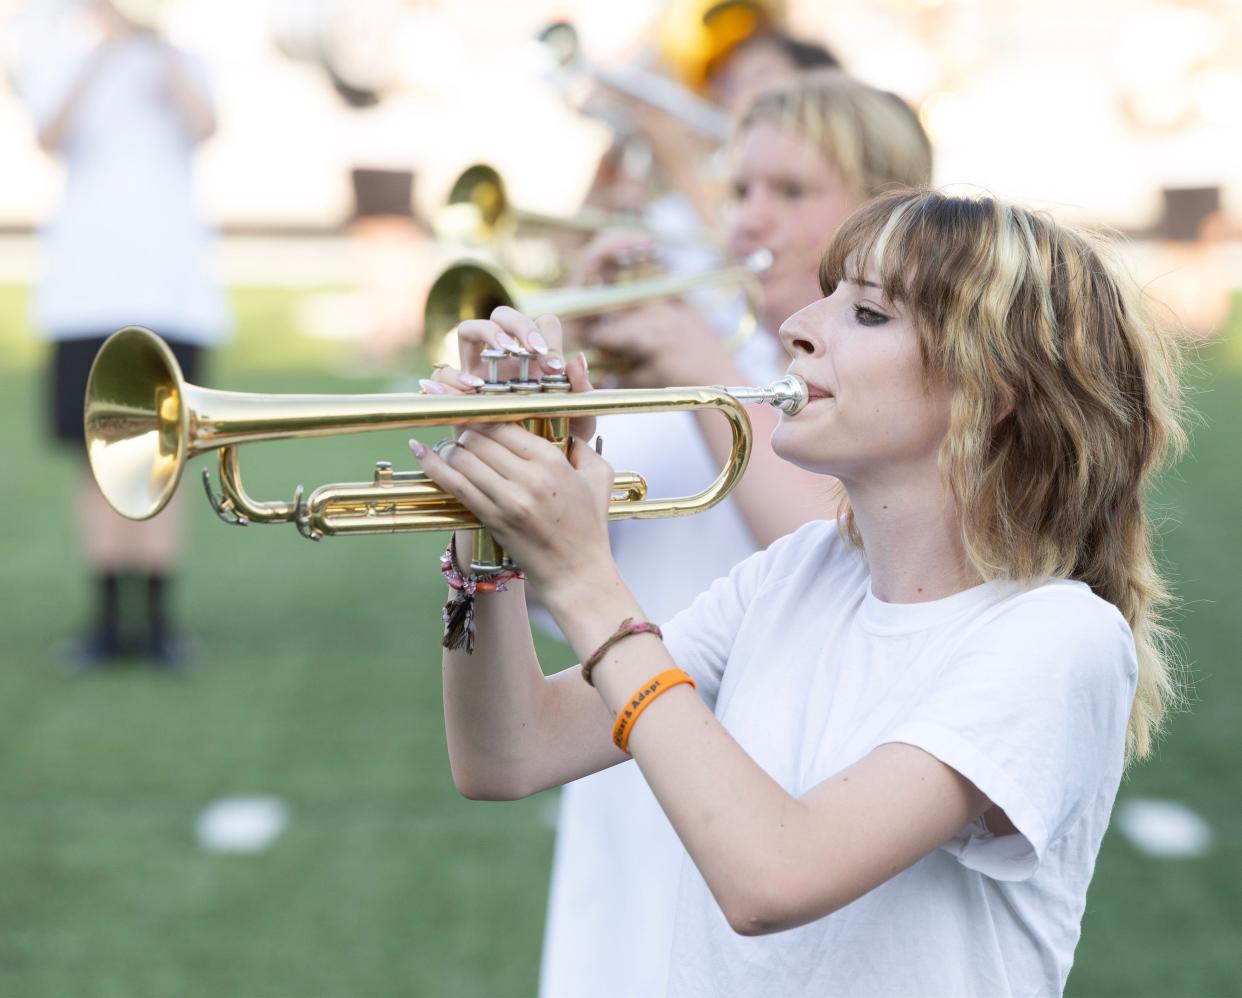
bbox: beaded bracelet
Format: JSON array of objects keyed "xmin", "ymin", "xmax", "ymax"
[
  {"xmin": 612, "ymin": 668, "xmax": 697, "ymax": 754},
  {"xmin": 581, "ymin": 617, "xmax": 664, "ymax": 686},
  {"xmin": 439, "ymin": 536, "xmax": 525, "ymax": 653}
]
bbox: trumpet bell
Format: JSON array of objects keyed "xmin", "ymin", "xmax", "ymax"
[{"xmin": 85, "ymin": 326, "xmax": 189, "ymax": 521}]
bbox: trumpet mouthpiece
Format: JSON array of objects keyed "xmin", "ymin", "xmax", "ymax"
[
  {"xmin": 746, "ymin": 248, "xmax": 774, "ymax": 274},
  {"xmin": 723, "ymin": 375, "xmax": 808, "ymax": 416}
]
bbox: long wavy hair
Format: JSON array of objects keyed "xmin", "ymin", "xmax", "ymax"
[{"xmin": 820, "ymin": 190, "xmax": 1187, "ymax": 762}]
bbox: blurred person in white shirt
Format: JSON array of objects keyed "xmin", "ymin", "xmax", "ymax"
[{"xmin": 20, "ymin": 0, "xmax": 230, "ymax": 669}]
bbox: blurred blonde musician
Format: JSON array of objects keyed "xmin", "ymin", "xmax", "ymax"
[
  {"xmin": 585, "ymin": 25, "xmax": 840, "ymax": 230},
  {"xmin": 425, "ymin": 71, "xmax": 933, "ymax": 998}
]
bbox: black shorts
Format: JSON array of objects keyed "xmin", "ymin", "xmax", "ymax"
[{"xmin": 49, "ymin": 334, "xmax": 203, "ymax": 449}]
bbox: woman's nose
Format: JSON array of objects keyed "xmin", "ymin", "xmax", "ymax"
[
  {"xmin": 733, "ymin": 189, "xmax": 773, "ymax": 239},
  {"xmin": 778, "ymin": 301, "xmax": 828, "ymax": 357}
]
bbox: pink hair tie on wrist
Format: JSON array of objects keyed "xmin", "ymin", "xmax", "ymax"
[
  {"xmin": 439, "ymin": 536, "xmax": 525, "ymax": 654},
  {"xmin": 581, "ymin": 617, "xmax": 664, "ymax": 686}
]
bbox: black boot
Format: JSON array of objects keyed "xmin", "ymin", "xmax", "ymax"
[
  {"xmin": 66, "ymin": 572, "xmax": 124, "ymax": 671},
  {"xmin": 145, "ymin": 573, "xmax": 195, "ymax": 670}
]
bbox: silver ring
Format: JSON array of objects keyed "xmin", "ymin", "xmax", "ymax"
[{"xmin": 432, "ymin": 437, "xmax": 460, "ymax": 460}]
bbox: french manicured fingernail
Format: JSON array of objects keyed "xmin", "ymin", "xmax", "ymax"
[
  {"xmin": 529, "ymin": 331, "xmax": 549, "ymax": 354},
  {"xmin": 461, "ymin": 373, "xmax": 484, "ymax": 387},
  {"xmin": 579, "ymin": 351, "xmax": 590, "ymax": 375},
  {"xmin": 544, "ymin": 355, "xmax": 565, "ymax": 371},
  {"xmin": 410, "ymin": 440, "xmax": 426, "ymax": 458},
  {"xmin": 500, "ymin": 334, "xmax": 521, "ymax": 351},
  {"xmin": 419, "ymin": 379, "xmax": 447, "ymax": 394}
]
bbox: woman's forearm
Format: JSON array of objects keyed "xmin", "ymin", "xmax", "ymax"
[
  {"xmin": 440, "ymin": 530, "xmax": 630, "ymax": 798},
  {"xmin": 541, "ymin": 577, "xmax": 960, "ymax": 936},
  {"xmin": 440, "ymin": 530, "xmax": 550, "ymax": 799},
  {"xmin": 540, "ymin": 575, "xmax": 810, "ymax": 930}
]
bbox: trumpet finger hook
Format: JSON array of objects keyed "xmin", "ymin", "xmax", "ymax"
[
  {"xmin": 293, "ymin": 485, "xmax": 322, "ymax": 542},
  {"xmin": 202, "ymin": 469, "xmax": 249, "ymax": 526}
]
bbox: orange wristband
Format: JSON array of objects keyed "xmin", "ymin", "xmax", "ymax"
[{"xmin": 611, "ymin": 668, "xmax": 697, "ymax": 754}]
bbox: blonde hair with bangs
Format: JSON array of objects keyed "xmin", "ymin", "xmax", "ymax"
[
  {"xmin": 820, "ymin": 189, "xmax": 1186, "ymax": 763},
  {"xmin": 735, "ymin": 70, "xmax": 933, "ymax": 199}
]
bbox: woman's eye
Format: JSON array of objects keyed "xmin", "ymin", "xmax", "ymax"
[
  {"xmin": 853, "ymin": 304, "xmax": 889, "ymax": 327},
  {"xmin": 778, "ymin": 182, "xmax": 804, "ymax": 199},
  {"xmin": 731, "ymin": 181, "xmax": 749, "ymax": 200}
]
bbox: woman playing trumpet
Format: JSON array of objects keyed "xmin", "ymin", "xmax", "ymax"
[
  {"xmin": 410, "ymin": 188, "xmax": 1184, "ymax": 996},
  {"xmin": 423, "ymin": 70, "xmax": 934, "ymax": 998}
]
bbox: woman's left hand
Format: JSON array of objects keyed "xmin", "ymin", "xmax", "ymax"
[{"xmin": 411, "ymin": 422, "xmax": 618, "ymax": 597}]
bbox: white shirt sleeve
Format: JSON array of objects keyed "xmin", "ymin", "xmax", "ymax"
[
  {"xmin": 660, "ymin": 522, "xmax": 832, "ymax": 709},
  {"xmin": 659, "ymin": 570, "xmax": 750, "ymax": 709},
  {"xmin": 882, "ymin": 585, "xmax": 1138, "ymax": 881}
]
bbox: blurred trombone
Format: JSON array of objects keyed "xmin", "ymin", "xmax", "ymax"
[{"xmin": 422, "ymin": 249, "xmax": 772, "ymax": 374}]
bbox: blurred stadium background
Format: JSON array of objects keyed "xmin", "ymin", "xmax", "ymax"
[{"xmin": 1, "ymin": 0, "xmax": 1239, "ymax": 995}]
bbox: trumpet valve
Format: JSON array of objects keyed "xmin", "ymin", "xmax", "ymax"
[
  {"xmin": 511, "ymin": 349, "xmax": 540, "ymax": 392},
  {"xmin": 479, "ymin": 348, "xmax": 512, "ymax": 393},
  {"xmin": 539, "ymin": 373, "xmax": 571, "ymax": 393}
]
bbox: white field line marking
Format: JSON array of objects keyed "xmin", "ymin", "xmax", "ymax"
[
  {"xmin": 196, "ymin": 796, "xmax": 289, "ymax": 854},
  {"xmin": 1115, "ymin": 797, "xmax": 1213, "ymax": 858}
]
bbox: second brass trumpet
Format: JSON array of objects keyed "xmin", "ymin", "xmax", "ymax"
[{"xmin": 422, "ymin": 249, "xmax": 772, "ymax": 373}]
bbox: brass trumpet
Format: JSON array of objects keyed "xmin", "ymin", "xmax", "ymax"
[
  {"xmin": 422, "ymin": 248, "xmax": 772, "ymax": 372},
  {"xmin": 85, "ymin": 327, "xmax": 806, "ymax": 571}
]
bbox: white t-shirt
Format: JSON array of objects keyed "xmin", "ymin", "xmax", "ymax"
[
  {"xmin": 660, "ymin": 521, "xmax": 1137, "ymax": 998},
  {"xmin": 538, "ymin": 329, "xmax": 787, "ymax": 998},
  {"xmin": 22, "ymin": 35, "xmax": 230, "ymax": 343}
]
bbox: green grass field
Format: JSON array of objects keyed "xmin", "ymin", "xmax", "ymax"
[{"xmin": 1, "ymin": 285, "xmax": 1239, "ymax": 997}]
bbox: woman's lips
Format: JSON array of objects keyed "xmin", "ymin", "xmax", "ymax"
[{"xmin": 784, "ymin": 381, "xmax": 833, "ymax": 416}]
